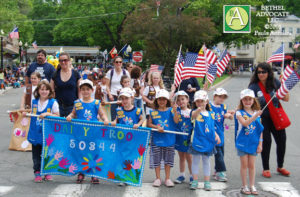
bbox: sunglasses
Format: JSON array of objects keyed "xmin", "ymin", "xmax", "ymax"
[
  {"xmin": 59, "ymin": 59, "xmax": 69, "ymax": 63},
  {"xmin": 257, "ymin": 71, "xmax": 267, "ymax": 74},
  {"xmin": 115, "ymin": 61, "xmax": 123, "ymax": 63}
]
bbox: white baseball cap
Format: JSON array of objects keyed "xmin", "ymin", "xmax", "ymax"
[
  {"xmin": 119, "ymin": 87, "xmax": 135, "ymax": 98},
  {"xmin": 175, "ymin": 91, "xmax": 189, "ymax": 99},
  {"xmin": 79, "ymin": 79, "xmax": 94, "ymax": 89},
  {"xmin": 194, "ymin": 90, "xmax": 208, "ymax": 102},
  {"xmin": 240, "ymin": 89, "xmax": 255, "ymax": 99},
  {"xmin": 213, "ymin": 88, "xmax": 228, "ymax": 97},
  {"xmin": 156, "ymin": 89, "xmax": 170, "ymax": 99}
]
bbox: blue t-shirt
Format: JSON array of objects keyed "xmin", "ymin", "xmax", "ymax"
[
  {"xmin": 116, "ymin": 107, "xmax": 142, "ymax": 125},
  {"xmin": 191, "ymin": 111, "xmax": 216, "ymax": 154},
  {"xmin": 150, "ymin": 108, "xmax": 176, "ymax": 147},
  {"xmin": 175, "ymin": 108, "xmax": 193, "ymax": 152},
  {"xmin": 26, "ymin": 62, "xmax": 55, "ymax": 82},
  {"xmin": 74, "ymin": 99, "xmax": 100, "ymax": 121},
  {"xmin": 52, "ymin": 69, "xmax": 81, "ymax": 106},
  {"xmin": 248, "ymin": 79, "xmax": 281, "ymax": 118},
  {"xmin": 210, "ymin": 102, "xmax": 227, "ymax": 147},
  {"xmin": 235, "ymin": 110, "xmax": 264, "ymax": 154}
]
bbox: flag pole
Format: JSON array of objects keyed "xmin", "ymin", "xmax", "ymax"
[
  {"xmin": 281, "ymin": 43, "xmax": 285, "ymax": 76},
  {"xmin": 262, "ymin": 94, "xmax": 276, "ymax": 111}
]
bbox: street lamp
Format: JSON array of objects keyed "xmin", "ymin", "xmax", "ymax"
[
  {"xmin": 0, "ymin": 29, "xmax": 4, "ymax": 69},
  {"xmin": 24, "ymin": 42, "xmax": 28, "ymax": 64},
  {"xmin": 18, "ymin": 41, "xmax": 23, "ymax": 64}
]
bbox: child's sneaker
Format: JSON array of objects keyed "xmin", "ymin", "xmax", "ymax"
[
  {"xmin": 190, "ymin": 180, "xmax": 198, "ymax": 190},
  {"xmin": 34, "ymin": 171, "xmax": 42, "ymax": 183},
  {"xmin": 189, "ymin": 176, "xmax": 194, "ymax": 184},
  {"xmin": 44, "ymin": 175, "xmax": 53, "ymax": 181},
  {"xmin": 214, "ymin": 172, "xmax": 227, "ymax": 182},
  {"xmin": 204, "ymin": 181, "xmax": 211, "ymax": 191},
  {"xmin": 152, "ymin": 179, "xmax": 161, "ymax": 187},
  {"xmin": 174, "ymin": 176, "xmax": 185, "ymax": 184},
  {"xmin": 118, "ymin": 182, "xmax": 127, "ymax": 186},
  {"xmin": 91, "ymin": 177, "xmax": 100, "ymax": 184},
  {"xmin": 164, "ymin": 179, "xmax": 174, "ymax": 187},
  {"xmin": 76, "ymin": 173, "xmax": 85, "ymax": 184}
]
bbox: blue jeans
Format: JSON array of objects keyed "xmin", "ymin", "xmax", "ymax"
[
  {"xmin": 134, "ymin": 98, "xmax": 143, "ymax": 109},
  {"xmin": 110, "ymin": 95, "xmax": 118, "ymax": 121},
  {"xmin": 214, "ymin": 146, "xmax": 226, "ymax": 172}
]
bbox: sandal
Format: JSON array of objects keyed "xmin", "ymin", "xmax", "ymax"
[
  {"xmin": 240, "ymin": 186, "xmax": 251, "ymax": 195},
  {"xmin": 250, "ymin": 186, "xmax": 259, "ymax": 195},
  {"xmin": 91, "ymin": 177, "xmax": 100, "ymax": 184},
  {"xmin": 76, "ymin": 173, "xmax": 85, "ymax": 184}
]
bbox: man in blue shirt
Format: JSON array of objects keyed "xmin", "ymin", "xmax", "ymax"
[{"xmin": 25, "ymin": 49, "xmax": 55, "ymax": 84}]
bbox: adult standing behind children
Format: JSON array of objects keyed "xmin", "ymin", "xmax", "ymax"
[
  {"xmin": 25, "ymin": 49, "xmax": 55, "ymax": 84},
  {"xmin": 50, "ymin": 52, "xmax": 81, "ymax": 117},
  {"xmin": 106, "ymin": 56, "xmax": 130, "ymax": 120}
]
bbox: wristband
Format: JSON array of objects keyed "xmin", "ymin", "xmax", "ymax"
[{"xmin": 259, "ymin": 139, "xmax": 263, "ymax": 142}]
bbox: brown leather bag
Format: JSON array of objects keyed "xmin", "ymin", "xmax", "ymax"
[
  {"xmin": 24, "ymin": 85, "xmax": 32, "ymax": 109},
  {"xmin": 95, "ymin": 85, "xmax": 104, "ymax": 100}
]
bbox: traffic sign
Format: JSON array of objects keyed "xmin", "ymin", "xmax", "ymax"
[{"xmin": 132, "ymin": 51, "xmax": 143, "ymax": 62}]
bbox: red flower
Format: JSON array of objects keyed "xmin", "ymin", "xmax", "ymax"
[
  {"xmin": 138, "ymin": 144, "xmax": 146, "ymax": 156},
  {"xmin": 107, "ymin": 171, "xmax": 115, "ymax": 179},
  {"xmin": 123, "ymin": 160, "xmax": 132, "ymax": 171},
  {"xmin": 46, "ymin": 134, "xmax": 54, "ymax": 146},
  {"xmin": 59, "ymin": 157, "xmax": 70, "ymax": 169}
]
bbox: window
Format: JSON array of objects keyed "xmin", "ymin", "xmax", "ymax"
[
  {"xmin": 282, "ymin": 27, "xmax": 285, "ymax": 33},
  {"xmin": 289, "ymin": 27, "xmax": 293, "ymax": 34},
  {"xmin": 289, "ymin": 42, "xmax": 293, "ymax": 48},
  {"xmin": 262, "ymin": 43, "xmax": 265, "ymax": 47},
  {"xmin": 297, "ymin": 28, "xmax": 300, "ymax": 34}
]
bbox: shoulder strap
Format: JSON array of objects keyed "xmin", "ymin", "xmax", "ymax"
[
  {"xmin": 25, "ymin": 84, "xmax": 32, "ymax": 109},
  {"xmin": 109, "ymin": 69, "xmax": 114, "ymax": 88},
  {"xmin": 258, "ymin": 82, "xmax": 275, "ymax": 112},
  {"xmin": 122, "ymin": 69, "xmax": 126, "ymax": 75}
]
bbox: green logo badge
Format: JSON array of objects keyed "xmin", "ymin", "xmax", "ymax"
[{"xmin": 223, "ymin": 5, "xmax": 251, "ymax": 33}]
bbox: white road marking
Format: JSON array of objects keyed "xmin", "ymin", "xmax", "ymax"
[
  {"xmin": 123, "ymin": 182, "xmax": 227, "ymax": 197},
  {"xmin": 0, "ymin": 186, "xmax": 14, "ymax": 196},
  {"xmin": 48, "ymin": 184, "xmax": 90, "ymax": 197},
  {"xmin": 259, "ymin": 182, "xmax": 300, "ymax": 197}
]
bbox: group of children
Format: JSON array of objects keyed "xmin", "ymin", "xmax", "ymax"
[{"xmin": 23, "ymin": 69, "xmax": 264, "ymax": 195}]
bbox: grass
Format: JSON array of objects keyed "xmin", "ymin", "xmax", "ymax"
[{"xmin": 197, "ymin": 74, "xmax": 230, "ymax": 89}]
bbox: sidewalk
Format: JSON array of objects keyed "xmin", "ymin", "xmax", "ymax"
[{"xmin": 0, "ymin": 87, "xmax": 13, "ymax": 95}]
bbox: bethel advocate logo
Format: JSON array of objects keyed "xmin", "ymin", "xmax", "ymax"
[{"xmin": 223, "ymin": 5, "xmax": 251, "ymax": 33}]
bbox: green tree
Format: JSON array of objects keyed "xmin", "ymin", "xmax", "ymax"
[
  {"xmin": 0, "ymin": 0, "xmax": 34, "ymax": 43},
  {"xmin": 122, "ymin": 0, "xmax": 219, "ymax": 72}
]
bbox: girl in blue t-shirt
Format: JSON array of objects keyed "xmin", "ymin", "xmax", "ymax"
[
  {"xmin": 189, "ymin": 90, "xmax": 220, "ymax": 190},
  {"xmin": 210, "ymin": 88, "xmax": 234, "ymax": 182},
  {"xmin": 66, "ymin": 79, "xmax": 109, "ymax": 184},
  {"xmin": 26, "ymin": 80, "xmax": 60, "ymax": 183},
  {"xmin": 173, "ymin": 91, "xmax": 193, "ymax": 184},
  {"xmin": 147, "ymin": 89, "xmax": 179, "ymax": 187},
  {"xmin": 112, "ymin": 87, "xmax": 144, "ymax": 128},
  {"xmin": 235, "ymin": 89, "xmax": 263, "ymax": 195}
]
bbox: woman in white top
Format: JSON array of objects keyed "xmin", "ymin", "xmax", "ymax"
[
  {"xmin": 106, "ymin": 56, "xmax": 130, "ymax": 120},
  {"xmin": 20, "ymin": 72, "xmax": 42, "ymax": 110}
]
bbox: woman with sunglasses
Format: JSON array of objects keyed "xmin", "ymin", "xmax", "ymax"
[
  {"xmin": 106, "ymin": 56, "xmax": 130, "ymax": 120},
  {"xmin": 50, "ymin": 52, "xmax": 81, "ymax": 117},
  {"xmin": 248, "ymin": 62, "xmax": 290, "ymax": 178}
]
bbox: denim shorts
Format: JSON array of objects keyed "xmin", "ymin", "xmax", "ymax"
[{"xmin": 237, "ymin": 149, "xmax": 257, "ymax": 157}]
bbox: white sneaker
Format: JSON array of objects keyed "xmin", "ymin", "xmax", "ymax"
[
  {"xmin": 152, "ymin": 179, "xmax": 161, "ymax": 187},
  {"xmin": 165, "ymin": 179, "xmax": 174, "ymax": 187}
]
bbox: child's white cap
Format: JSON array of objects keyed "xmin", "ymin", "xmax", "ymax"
[
  {"xmin": 213, "ymin": 88, "xmax": 228, "ymax": 97},
  {"xmin": 156, "ymin": 89, "xmax": 170, "ymax": 99},
  {"xmin": 119, "ymin": 87, "xmax": 135, "ymax": 98},
  {"xmin": 174, "ymin": 90, "xmax": 189, "ymax": 100},
  {"xmin": 79, "ymin": 79, "xmax": 93, "ymax": 89},
  {"xmin": 240, "ymin": 89, "xmax": 255, "ymax": 99},
  {"xmin": 194, "ymin": 90, "xmax": 208, "ymax": 101}
]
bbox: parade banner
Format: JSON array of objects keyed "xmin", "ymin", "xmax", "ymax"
[{"xmin": 41, "ymin": 116, "xmax": 150, "ymax": 187}]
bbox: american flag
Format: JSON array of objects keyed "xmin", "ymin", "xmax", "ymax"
[
  {"xmin": 206, "ymin": 63, "xmax": 218, "ymax": 84},
  {"xmin": 150, "ymin": 64, "xmax": 164, "ymax": 73},
  {"xmin": 281, "ymin": 65, "xmax": 294, "ymax": 82},
  {"xmin": 140, "ymin": 69, "xmax": 149, "ymax": 82},
  {"xmin": 181, "ymin": 52, "xmax": 205, "ymax": 79},
  {"xmin": 174, "ymin": 45, "xmax": 184, "ymax": 87},
  {"xmin": 276, "ymin": 66, "xmax": 300, "ymax": 99},
  {"xmin": 205, "ymin": 48, "xmax": 217, "ymax": 66},
  {"xmin": 216, "ymin": 49, "xmax": 231, "ymax": 77},
  {"xmin": 9, "ymin": 27, "xmax": 19, "ymax": 39},
  {"xmin": 32, "ymin": 41, "xmax": 38, "ymax": 49},
  {"xmin": 293, "ymin": 42, "xmax": 300, "ymax": 49},
  {"xmin": 267, "ymin": 44, "xmax": 284, "ymax": 63}
]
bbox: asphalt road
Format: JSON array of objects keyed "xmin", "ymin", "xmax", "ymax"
[{"xmin": 0, "ymin": 72, "xmax": 299, "ymax": 197}]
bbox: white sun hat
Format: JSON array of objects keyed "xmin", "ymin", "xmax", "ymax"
[
  {"xmin": 194, "ymin": 90, "xmax": 208, "ymax": 101},
  {"xmin": 213, "ymin": 88, "xmax": 228, "ymax": 97},
  {"xmin": 119, "ymin": 87, "xmax": 135, "ymax": 98},
  {"xmin": 79, "ymin": 79, "xmax": 94, "ymax": 89},
  {"xmin": 240, "ymin": 89, "xmax": 255, "ymax": 99},
  {"xmin": 156, "ymin": 89, "xmax": 170, "ymax": 99}
]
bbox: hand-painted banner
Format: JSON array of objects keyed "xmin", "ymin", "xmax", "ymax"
[{"xmin": 41, "ymin": 116, "xmax": 150, "ymax": 187}]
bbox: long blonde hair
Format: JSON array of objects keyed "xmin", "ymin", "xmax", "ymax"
[{"xmin": 149, "ymin": 71, "xmax": 164, "ymax": 89}]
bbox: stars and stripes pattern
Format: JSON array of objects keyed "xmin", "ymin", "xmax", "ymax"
[
  {"xmin": 150, "ymin": 64, "xmax": 164, "ymax": 73},
  {"xmin": 205, "ymin": 47, "xmax": 217, "ymax": 66},
  {"xmin": 9, "ymin": 27, "xmax": 19, "ymax": 39},
  {"xmin": 276, "ymin": 65, "xmax": 300, "ymax": 99},
  {"xmin": 174, "ymin": 53, "xmax": 184, "ymax": 87},
  {"xmin": 216, "ymin": 49, "xmax": 231, "ymax": 77},
  {"xmin": 193, "ymin": 46, "xmax": 207, "ymax": 78},
  {"xmin": 206, "ymin": 63, "xmax": 218, "ymax": 84},
  {"xmin": 281, "ymin": 65, "xmax": 294, "ymax": 82},
  {"xmin": 267, "ymin": 44, "xmax": 284, "ymax": 63},
  {"xmin": 181, "ymin": 52, "xmax": 205, "ymax": 79},
  {"xmin": 293, "ymin": 42, "xmax": 300, "ymax": 49},
  {"xmin": 32, "ymin": 41, "xmax": 38, "ymax": 49}
]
